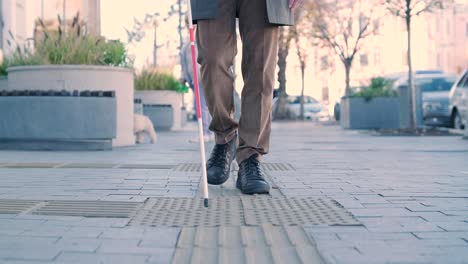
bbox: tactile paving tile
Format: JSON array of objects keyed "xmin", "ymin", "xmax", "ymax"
[
  {"xmin": 143, "ymin": 197, "xmax": 243, "ymax": 211},
  {"xmin": 32, "ymin": 200, "xmax": 142, "ymax": 218},
  {"xmin": 132, "ymin": 198, "xmax": 244, "ymax": 227},
  {"xmin": 261, "ymin": 163, "xmax": 296, "ymax": 172},
  {"xmin": 58, "ymin": 163, "xmax": 120, "ymax": 169},
  {"xmin": 0, "ymin": 163, "xmax": 61, "ymax": 168},
  {"xmin": 134, "ymin": 208, "xmax": 244, "ymax": 227},
  {"xmin": 130, "ymin": 197, "xmax": 360, "ymax": 227},
  {"xmin": 172, "ymin": 225, "xmax": 324, "ymax": 264},
  {"xmin": 117, "ymin": 164, "xmax": 175, "ymax": 169},
  {"xmin": 0, "ymin": 200, "xmax": 41, "ymax": 214},
  {"xmin": 174, "ymin": 163, "xmax": 295, "ymax": 173},
  {"xmin": 173, "ymin": 163, "xmax": 202, "ymax": 172}
]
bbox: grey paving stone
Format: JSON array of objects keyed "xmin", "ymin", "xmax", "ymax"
[
  {"xmin": 413, "ymin": 231, "xmax": 468, "ymax": 240},
  {"xmin": 140, "ymin": 227, "xmax": 180, "ymax": 248},
  {"xmin": 55, "ymin": 252, "xmax": 149, "ymax": 264},
  {"xmin": 0, "ymin": 248, "xmax": 61, "ymax": 261},
  {"xmin": 1, "ymin": 123, "xmax": 468, "ymax": 263},
  {"xmin": 0, "ymin": 236, "xmax": 59, "ymax": 249},
  {"xmin": 53, "ymin": 238, "xmax": 102, "ymax": 252},
  {"xmin": 147, "ymin": 250, "xmax": 177, "ymax": 264},
  {"xmin": 62, "ymin": 227, "xmax": 106, "ymax": 238},
  {"xmin": 98, "ymin": 241, "xmax": 171, "ymax": 255},
  {"xmin": 437, "ymin": 222, "xmax": 468, "ymax": 231},
  {"xmin": 99, "ymin": 227, "xmax": 146, "ymax": 239}
]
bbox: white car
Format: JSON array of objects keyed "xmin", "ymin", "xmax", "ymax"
[
  {"xmin": 449, "ymin": 69, "xmax": 468, "ymax": 129},
  {"xmin": 274, "ymin": 96, "xmax": 330, "ymax": 121}
]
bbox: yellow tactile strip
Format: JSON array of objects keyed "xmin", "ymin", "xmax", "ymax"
[{"xmin": 172, "ymin": 225, "xmax": 324, "ymax": 264}]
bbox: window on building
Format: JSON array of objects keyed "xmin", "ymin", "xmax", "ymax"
[
  {"xmin": 320, "ymin": 56, "xmax": 329, "ymax": 71},
  {"xmin": 446, "ymin": 19, "xmax": 450, "ymax": 37},
  {"xmin": 359, "ymin": 14, "xmax": 368, "ymax": 33},
  {"xmin": 360, "ymin": 54, "xmax": 369, "ymax": 67},
  {"xmin": 347, "ymin": 20, "xmax": 353, "ymax": 36},
  {"xmin": 373, "ymin": 19, "xmax": 380, "ymax": 34},
  {"xmin": 436, "ymin": 53, "xmax": 441, "ymax": 68},
  {"xmin": 322, "ymin": 86, "xmax": 329, "ymax": 102},
  {"xmin": 374, "ymin": 52, "xmax": 381, "ymax": 66}
]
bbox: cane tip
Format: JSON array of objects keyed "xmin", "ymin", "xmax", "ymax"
[{"xmin": 204, "ymin": 198, "xmax": 209, "ymax": 208}]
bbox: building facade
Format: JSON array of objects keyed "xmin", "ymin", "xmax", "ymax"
[{"xmin": 0, "ymin": 0, "xmax": 101, "ymax": 56}]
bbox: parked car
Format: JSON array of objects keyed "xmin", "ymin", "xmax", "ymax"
[
  {"xmin": 394, "ymin": 73, "xmax": 457, "ymax": 127},
  {"xmin": 273, "ymin": 96, "xmax": 330, "ymax": 121},
  {"xmin": 334, "ymin": 100, "xmax": 341, "ymax": 121},
  {"xmin": 449, "ymin": 69, "xmax": 468, "ymax": 130}
]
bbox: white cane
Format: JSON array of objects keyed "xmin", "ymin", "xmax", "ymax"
[{"xmin": 187, "ymin": 0, "xmax": 210, "ymax": 208}]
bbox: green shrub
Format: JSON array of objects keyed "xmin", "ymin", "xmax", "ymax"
[
  {"xmin": 135, "ymin": 69, "xmax": 188, "ymax": 93},
  {"xmin": 349, "ymin": 77, "xmax": 397, "ymax": 101},
  {"xmin": 3, "ymin": 14, "xmax": 133, "ymax": 72},
  {"xmin": 0, "ymin": 60, "xmax": 8, "ymax": 76}
]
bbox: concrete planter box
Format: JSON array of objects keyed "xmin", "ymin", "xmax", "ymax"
[
  {"xmin": 135, "ymin": 90, "xmax": 184, "ymax": 130},
  {"xmin": 7, "ymin": 65, "xmax": 134, "ymax": 147},
  {"xmin": 340, "ymin": 97, "xmax": 400, "ymax": 129},
  {"xmin": 143, "ymin": 104, "xmax": 174, "ymax": 131},
  {"xmin": 0, "ymin": 77, "xmax": 8, "ymax": 90},
  {"xmin": 0, "ymin": 96, "xmax": 116, "ymax": 150}
]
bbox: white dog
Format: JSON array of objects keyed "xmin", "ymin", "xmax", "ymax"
[{"xmin": 134, "ymin": 114, "xmax": 158, "ymax": 144}]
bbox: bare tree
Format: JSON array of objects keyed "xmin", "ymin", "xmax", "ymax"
[
  {"xmin": 309, "ymin": 0, "xmax": 375, "ymax": 96},
  {"xmin": 274, "ymin": 27, "xmax": 295, "ymax": 119},
  {"xmin": 292, "ymin": 25, "xmax": 309, "ymax": 120},
  {"xmin": 384, "ymin": 0, "xmax": 447, "ymax": 130}
]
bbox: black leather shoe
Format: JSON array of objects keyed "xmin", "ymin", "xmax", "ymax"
[
  {"xmin": 236, "ymin": 155, "xmax": 270, "ymax": 194},
  {"xmin": 206, "ymin": 137, "xmax": 237, "ymax": 185}
]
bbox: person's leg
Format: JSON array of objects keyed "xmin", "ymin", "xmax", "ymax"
[
  {"xmin": 196, "ymin": 0, "xmax": 238, "ymax": 185},
  {"xmin": 236, "ymin": 0, "xmax": 279, "ymax": 164},
  {"xmin": 196, "ymin": 0, "xmax": 237, "ymax": 144}
]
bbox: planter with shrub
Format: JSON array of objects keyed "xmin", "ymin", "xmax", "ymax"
[
  {"xmin": 134, "ymin": 70, "xmax": 188, "ymax": 131},
  {"xmin": 2, "ymin": 15, "xmax": 135, "ymax": 146},
  {"xmin": 0, "ymin": 90, "xmax": 116, "ymax": 150},
  {"xmin": 340, "ymin": 77, "xmax": 400, "ymax": 129}
]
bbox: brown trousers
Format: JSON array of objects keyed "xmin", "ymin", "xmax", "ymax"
[{"xmin": 196, "ymin": 0, "xmax": 279, "ymax": 163}]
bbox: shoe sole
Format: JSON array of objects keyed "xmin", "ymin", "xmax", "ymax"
[{"xmin": 236, "ymin": 180, "xmax": 270, "ymax": 195}]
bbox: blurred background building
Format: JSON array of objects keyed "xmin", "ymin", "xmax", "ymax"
[
  {"xmin": 307, "ymin": 2, "xmax": 468, "ymax": 105},
  {"xmin": 0, "ymin": 0, "xmax": 101, "ymax": 56},
  {"xmin": 1, "ymin": 0, "xmax": 467, "ymax": 107}
]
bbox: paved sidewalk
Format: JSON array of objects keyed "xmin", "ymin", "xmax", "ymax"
[{"xmin": 0, "ymin": 122, "xmax": 467, "ymax": 263}]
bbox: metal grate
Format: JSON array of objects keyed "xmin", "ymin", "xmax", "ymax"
[
  {"xmin": 130, "ymin": 197, "xmax": 359, "ymax": 227},
  {"xmin": 0, "ymin": 200, "xmax": 40, "ymax": 214},
  {"xmin": 32, "ymin": 200, "xmax": 142, "ymax": 218}
]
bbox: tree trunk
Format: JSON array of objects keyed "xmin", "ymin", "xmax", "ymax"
[
  {"xmin": 177, "ymin": 0, "xmax": 184, "ymax": 76},
  {"xmin": 300, "ymin": 64, "xmax": 305, "ymax": 120},
  {"xmin": 344, "ymin": 59, "xmax": 352, "ymax": 96},
  {"xmin": 406, "ymin": 7, "xmax": 416, "ymax": 130},
  {"xmin": 274, "ymin": 27, "xmax": 292, "ymax": 119}
]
